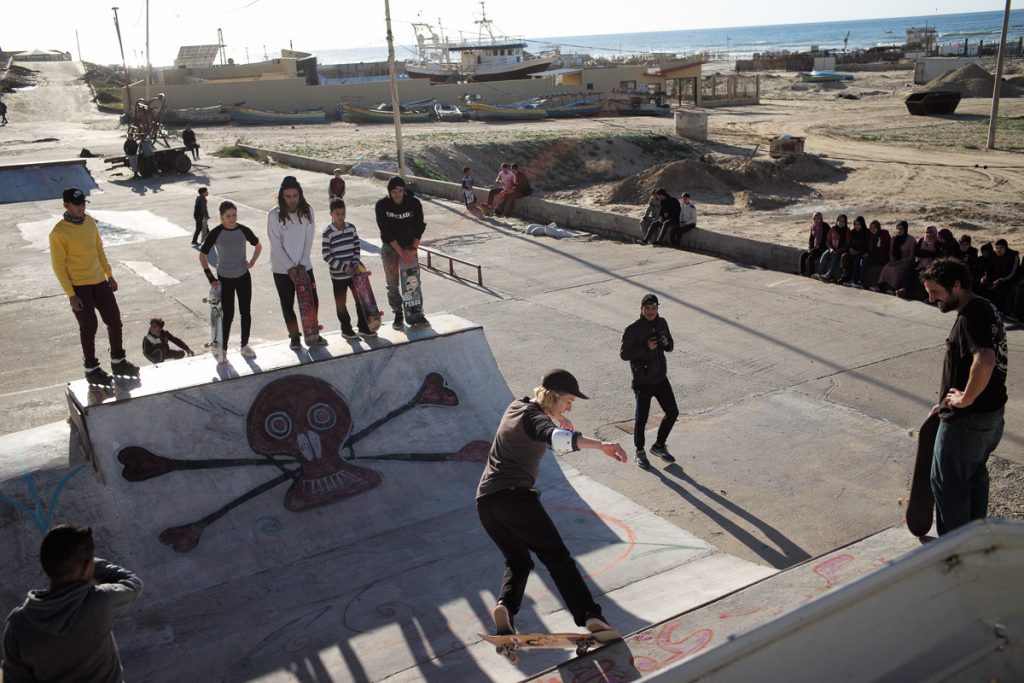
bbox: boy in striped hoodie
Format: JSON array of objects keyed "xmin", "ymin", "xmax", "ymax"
[{"xmin": 322, "ymin": 199, "xmax": 372, "ymax": 338}]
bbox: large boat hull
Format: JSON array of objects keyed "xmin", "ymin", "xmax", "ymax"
[
  {"xmin": 226, "ymin": 105, "xmax": 325, "ymax": 125},
  {"xmin": 468, "ymin": 102, "xmax": 546, "ymax": 121},
  {"xmin": 340, "ymin": 103, "xmax": 432, "ymax": 124}
]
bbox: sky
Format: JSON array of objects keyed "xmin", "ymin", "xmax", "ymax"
[{"xmin": 3, "ymin": 0, "xmax": 1004, "ymax": 67}]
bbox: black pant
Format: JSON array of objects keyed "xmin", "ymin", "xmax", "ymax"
[
  {"xmin": 144, "ymin": 348, "xmax": 185, "ymax": 364},
  {"xmin": 273, "ymin": 269, "xmax": 319, "ymax": 339},
  {"xmin": 800, "ymin": 248, "xmax": 824, "ymax": 276},
  {"xmin": 670, "ymin": 223, "xmax": 695, "ymax": 247},
  {"xmin": 220, "ymin": 272, "xmax": 252, "ymax": 348},
  {"xmin": 642, "ymin": 220, "xmax": 676, "ymax": 245},
  {"xmin": 331, "ymin": 278, "xmax": 368, "ymax": 333},
  {"xmin": 477, "ymin": 488, "xmax": 601, "ymax": 627},
  {"xmin": 72, "ymin": 281, "xmax": 124, "ymax": 368},
  {"xmin": 192, "ymin": 218, "xmax": 208, "ymax": 244},
  {"xmin": 633, "ymin": 378, "xmax": 679, "ymax": 450}
]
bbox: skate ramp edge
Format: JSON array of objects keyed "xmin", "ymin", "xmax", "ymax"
[
  {"xmin": 1, "ymin": 315, "xmax": 511, "ymax": 610},
  {"xmin": 0, "ymin": 159, "xmax": 98, "ymax": 204}
]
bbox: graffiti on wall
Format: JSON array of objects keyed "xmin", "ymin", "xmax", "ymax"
[
  {"xmin": 0, "ymin": 463, "xmax": 86, "ymax": 535},
  {"xmin": 117, "ymin": 372, "xmax": 488, "ymax": 552}
]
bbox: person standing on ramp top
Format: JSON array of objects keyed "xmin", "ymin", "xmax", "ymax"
[
  {"xmin": 267, "ymin": 175, "xmax": 327, "ymax": 349},
  {"xmin": 620, "ymin": 293, "xmax": 680, "ymax": 469},
  {"xmin": 375, "ymin": 176, "xmax": 428, "ymax": 328},
  {"xmin": 476, "ymin": 369, "xmax": 627, "ymax": 638},
  {"xmin": 920, "ymin": 258, "xmax": 1008, "ymax": 535}
]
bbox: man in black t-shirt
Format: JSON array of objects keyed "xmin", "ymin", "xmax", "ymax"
[{"xmin": 921, "ymin": 259, "xmax": 1008, "ymax": 535}]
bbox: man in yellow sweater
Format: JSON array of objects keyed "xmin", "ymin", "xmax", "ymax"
[{"xmin": 49, "ymin": 188, "xmax": 138, "ymax": 385}]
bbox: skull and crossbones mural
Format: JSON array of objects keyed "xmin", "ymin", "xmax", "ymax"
[{"xmin": 117, "ymin": 372, "xmax": 488, "ymax": 552}]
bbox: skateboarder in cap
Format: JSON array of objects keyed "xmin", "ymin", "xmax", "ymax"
[
  {"xmin": 620, "ymin": 293, "xmax": 680, "ymax": 469},
  {"xmin": 920, "ymin": 258, "xmax": 1008, "ymax": 535},
  {"xmin": 49, "ymin": 188, "xmax": 139, "ymax": 384},
  {"xmin": 1, "ymin": 524, "xmax": 143, "ymax": 681},
  {"xmin": 267, "ymin": 175, "xmax": 327, "ymax": 349},
  {"xmin": 476, "ymin": 369, "xmax": 627, "ymax": 637},
  {"xmin": 375, "ymin": 176, "xmax": 428, "ymax": 328}
]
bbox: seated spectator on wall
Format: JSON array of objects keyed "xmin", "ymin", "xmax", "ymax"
[
  {"xmin": 901, "ymin": 225, "xmax": 940, "ymax": 298},
  {"xmin": 800, "ymin": 212, "xmax": 829, "ymax": 277},
  {"xmin": 982, "ymin": 238, "xmax": 1021, "ymax": 313},
  {"xmin": 876, "ymin": 221, "xmax": 915, "ymax": 294},
  {"xmin": 860, "ymin": 220, "xmax": 891, "ymax": 288},
  {"xmin": 841, "ymin": 215, "xmax": 870, "ymax": 286},
  {"xmin": 816, "ymin": 213, "xmax": 850, "ymax": 282},
  {"xmin": 937, "ymin": 228, "xmax": 959, "ymax": 258}
]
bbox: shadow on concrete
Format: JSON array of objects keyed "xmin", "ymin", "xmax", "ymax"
[{"xmin": 655, "ymin": 464, "xmax": 811, "ymax": 569}]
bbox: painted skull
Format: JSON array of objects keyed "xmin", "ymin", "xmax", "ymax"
[{"xmin": 248, "ymin": 375, "xmax": 381, "ymax": 511}]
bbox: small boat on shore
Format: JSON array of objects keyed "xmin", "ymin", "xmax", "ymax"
[
  {"xmin": 225, "ymin": 104, "xmax": 325, "ymax": 125},
  {"xmin": 798, "ymin": 70, "xmax": 855, "ymax": 83},
  {"xmin": 340, "ymin": 103, "xmax": 432, "ymax": 124},
  {"xmin": 544, "ymin": 100, "xmax": 604, "ymax": 118},
  {"xmin": 905, "ymin": 90, "xmax": 962, "ymax": 116},
  {"xmin": 468, "ymin": 101, "xmax": 546, "ymax": 121},
  {"xmin": 163, "ymin": 106, "xmax": 230, "ymax": 125}
]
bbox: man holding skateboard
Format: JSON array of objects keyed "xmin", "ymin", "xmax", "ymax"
[
  {"xmin": 620, "ymin": 294, "xmax": 680, "ymax": 469},
  {"xmin": 375, "ymin": 176, "xmax": 428, "ymax": 329},
  {"xmin": 921, "ymin": 258, "xmax": 1008, "ymax": 536},
  {"xmin": 476, "ymin": 370, "xmax": 627, "ymax": 639},
  {"xmin": 267, "ymin": 176, "xmax": 327, "ymax": 349},
  {"xmin": 49, "ymin": 188, "xmax": 139, "ymax": 385}
]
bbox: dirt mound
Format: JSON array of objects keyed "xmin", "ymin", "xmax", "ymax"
[
  {"xmin": 773, "ymin": 153, "xmax": 846, "ymax": 183},
  {"xmin": 606, "ymin": 159, "xmax": 733, "ymax": 204},
  {"xmin": 923, "ymin": 63, "xmax": 1023, "ymax": 98}
]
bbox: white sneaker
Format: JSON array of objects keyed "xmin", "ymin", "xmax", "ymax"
[{"xmin": 240, "ymin": 344, "xmax": 256, "ymax": 358}]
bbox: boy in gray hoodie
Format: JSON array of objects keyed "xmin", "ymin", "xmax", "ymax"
[{"xmin": 2, "ymin": 524, "xmax": 143, "ymax": 682}]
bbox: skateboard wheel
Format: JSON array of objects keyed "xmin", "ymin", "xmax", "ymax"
[{"xmin": 576, "ymin": 645, "xmax": 589, "ymax": 656}]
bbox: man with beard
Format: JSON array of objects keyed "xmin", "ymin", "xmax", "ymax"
[{"xmin": 920, "ymin": 258, "xmax": 1008, "ymax": 535}]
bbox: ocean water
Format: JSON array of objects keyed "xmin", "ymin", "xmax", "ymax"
[{"xmin": 313, "ymin": 9, "xmax": 1024, "ymax": 65}]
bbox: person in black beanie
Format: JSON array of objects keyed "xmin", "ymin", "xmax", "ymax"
[
  {"xmin": 374, "ymin": 176, "xmax": 428, "ymax": 328},
  {"xmin": 620, "ymin": 293, "xmax": 680, "ymax": 469}
]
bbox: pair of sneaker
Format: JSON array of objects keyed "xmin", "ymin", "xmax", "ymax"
[
  {"xmin": 635, "ymin": 444, "xmax": 675, "ymax": 469},
  {"xmin": 290, "ymin": 335, "xmax": 329, "ymax": 349},
  {"xmin": 492, "ymin": 603, "xmax": 619, "ymax": 640},
  {"xmin": 342, "ymin": 329, "xmax": 377, "ymax": 340}
]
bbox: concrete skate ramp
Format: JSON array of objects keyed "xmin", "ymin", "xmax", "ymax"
[
  {"xmin": 0, "ymin": 159, "xmax": 98, "ymax": 204},
  {"xmin": 1, "ymin": 315, "xmax": 773, "ymax": 681}
]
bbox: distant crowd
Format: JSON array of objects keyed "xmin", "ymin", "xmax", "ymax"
[{"xmin": 800, "ymin": 212, "xmax": 1022, "ymax": 322}]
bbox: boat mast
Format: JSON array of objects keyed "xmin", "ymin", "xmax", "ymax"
[
  {"xmin": 476, "ymin": 1, "xmax": 496, "ymax": 47},
  {"xmin": 384, "ymin": 0, "xmax": 407, "ymax": 179}
]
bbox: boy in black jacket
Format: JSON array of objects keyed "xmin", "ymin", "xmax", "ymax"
[{"xmin": 620, "ymin": 293, "xmax": 680, "ymax": 469}]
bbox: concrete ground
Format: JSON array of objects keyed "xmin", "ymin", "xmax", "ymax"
[{"xmin": 1, "ymin": 61, "xmax": 1022, "ymax": 573}]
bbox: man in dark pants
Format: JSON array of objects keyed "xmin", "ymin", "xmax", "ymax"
[
  {"xmin": 640, "ymin": 189, "xmax": 680, "ymax": 246},
  {"xmin": 671, "ymin": 192, "xmax": 697, "ymax": 247},
  {"xmin": 620, "ymin": 293, "xmax": 680, "ymax": 469},
  {"xmin": 477, "ymin": 370, "xmax": 627, "ymax": 638},
  {"xmin": 49, "ymin": 188, "xmax": 139, "ymax": 385},
  {"xmin": 921, "ymin": 259, "xmax": 1008, "ymax": 535}
]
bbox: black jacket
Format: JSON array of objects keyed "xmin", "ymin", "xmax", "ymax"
[
  {"xmin": 659, "ymin": 195, "xmax": 681, "ymax": 225},
  {"xmin": 375, "ymin": 195, "xmax": 426, "ymax": 248},
  {"xmin": 620, "ymin": 315, "xmax": 674, "ymax": 387}
]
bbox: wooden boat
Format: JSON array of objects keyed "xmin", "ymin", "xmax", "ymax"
[
  {"xmin": 340, "ymin": 103, "xmax": 432, "ymax": 124},
  {"xmin": 225, "ymin": 105, "xmax": 325, "ymax": 125},
  {"xmin": 544, "ymin": 100, "xmax": 603, "ymax": 118},
  {"xmin": 468, "ymin": 101, "xmax": 546, "ymax": 121},
  {"xmin": 798, "ymin": 70, "xmax": 855, "ymax": 83},
  {"xmin": 163, "ymin": 106, "xmax": 230, "ymax": 125},
  {"xmin": 905, "ymin": 90, "xmax": 962, "ymax": 116}
]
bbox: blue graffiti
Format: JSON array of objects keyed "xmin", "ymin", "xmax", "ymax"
[{"xmin": 0, "ymin": 463, "xmax": 85, "ymax": 535}]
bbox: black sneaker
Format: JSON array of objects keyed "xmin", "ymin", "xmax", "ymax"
[
  {"xmin": 408, "ymin": 316, "xmax": 430, "ymax": 327},
  {"xmin": 649, "ymin": 444, "xmax": 676, "ymax": 463},
  {"xmin": 635, "ymin": 448, "xmax": 651, "ymax": 469},
  {"xmin": 289, "ymin": 335, "xmax": 302, "ymax": 350},
  {"xmin": 306, "ymin": 335, "xmax": 329, "ymax": 347},
  {"xmin": 391, "ymin": 318, "xmax": 404, "ymax": 330},
  {"xmin": 110, "ymin": 358, "xmax": 139, "ymax": 377},
  {"xmin": 492, "ymin": 603, "xmax": 516, "ymax": 636},
  {"xmin": 341, "ymin": 329, "xmax": 359, "ymax": 340},
  {"xmin": 85, "ymin": 366, "xmax": 113, "ymax": 386}
]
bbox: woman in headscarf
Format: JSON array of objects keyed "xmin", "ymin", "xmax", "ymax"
[
  {"xmin": 876, "ymin": 221, "xmax": 915, "ymax": 294},
  {"xmin": 799, "ymin": 212, "xmax": 829, "ymax": 277}
]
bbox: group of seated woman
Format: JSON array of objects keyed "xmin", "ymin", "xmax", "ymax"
[{"xmin": 799, "ymin": 212, "xmax": 1022, "ymax": 320}]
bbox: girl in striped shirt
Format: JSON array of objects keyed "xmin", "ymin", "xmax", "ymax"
[{"xmin": 321, "ymin": 198, "xmax": 372, "ymax": 338}]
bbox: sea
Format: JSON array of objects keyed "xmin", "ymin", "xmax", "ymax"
[{"xmin": 312, "ymin": 9, "xmax": 1024, "ymax": 65}]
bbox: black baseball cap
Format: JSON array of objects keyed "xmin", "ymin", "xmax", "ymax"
[
  {"xmin": 62, "ymin": 188, "xmax": 88, "ymax": 204},
  {"xmin": 541, "ymin": 369, "xmax": 588, "ymax": 399},
  {"xmin": 642, "ymin": 293, "xmax": 659, "ymax": 306},
  {"xmin": 387, "ymin": 175, "xmax": 406, "ymax": 190}
]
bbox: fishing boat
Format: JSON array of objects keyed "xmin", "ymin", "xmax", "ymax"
[
  {"xmin": 405, "ymin": 4, "xmax": 554, "ymax": 82},
  {"xmin": 544, "ymin": 100, "xmax": 604, "ymax": 118},
  {"xmin": 163, "ymin": 105, "xmax": 230, "ymax": 125},
  {"xmin": 798, "ymin": 70, "xmax": 855, "ymax": 83},
  {"xmin": 225, "ymin": 104, "xmax": 325, "ymax": 125},
  {"xmin": 340, "ymin": 103, "xmax": 432, "ymax": 124},
  {"xmin": 468, "ymin": 101, "xmax": 546, "ymax": 121},
  {"xmin": 905, "ymin": 90, "xmax": 962, "ymax": 116}
]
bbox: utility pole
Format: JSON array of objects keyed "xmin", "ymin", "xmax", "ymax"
[
  {"xmin": 112, "ymin": 7, "xmax": 132, "ymax": 118},
  {"xmin": 75, "ymin": 30, "xmax": 82, "ymax": 62},
  {"xmin": 144, "ymin": 0, "xmax": 151, "ymax": 100},
  {"xmin": 987, "ymin": 0, "xmax": 1012, "ymax": 150},
  {"xmin": 385, "ymin": 0, "xmax": 406, "ymax": 179}
]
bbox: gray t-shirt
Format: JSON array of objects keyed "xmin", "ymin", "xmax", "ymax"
[{"xmin": 200, "ymin": 224, "xmax": 259, "ymax": 279}]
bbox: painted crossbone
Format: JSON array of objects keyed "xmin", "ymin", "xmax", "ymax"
[{"xmin": 117, "ymin": 372, "xmax": 488, "ymax": 552}]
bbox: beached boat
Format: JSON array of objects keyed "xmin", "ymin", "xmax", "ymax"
[
  {"xmin": 468, "ymin": 101, "xmax": 546, "ymax": 121},
  {"xmin": 544, "ymin": 100, "xmax": 604, "ymax": 118},
  {"xmin": 340, "ymin": 103, "xmax": 432, "ymax": 124},
  {"xmin": 798, "ymin": 70, "xmax": 855, "ymax": 83},
  {"xmin": 225, "ymin": 105, "xmax": 325, "ymax": 125},
  {"xmin": 905, "ymin": 90, "xmax": 962, "ymax": 116},
  {"xmin": 163, "ymin": 106, "xmax": 230, "ymax": 125}
]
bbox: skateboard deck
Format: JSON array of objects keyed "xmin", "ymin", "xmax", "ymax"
[
  {"xmin": 907, "ymin": 413, "xmax": 940, "ymax": 537},
  {"xmin": 289, "ymin": 267, "xmax": 323, "ymax": 340},
  {"xmin": 399, "ymin": 257, "xmax": 426, "ymax": 324},
  {"xmin": 202, "ymin": 282, "xmax": 223, "ymax": 357},
  {"xmin": 479, "ymin": 631, "xmax": 619, "ymax": 664},
  {"xmin": 352, "ymin": 264, "xmax": 382, "ymax": 333}
]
